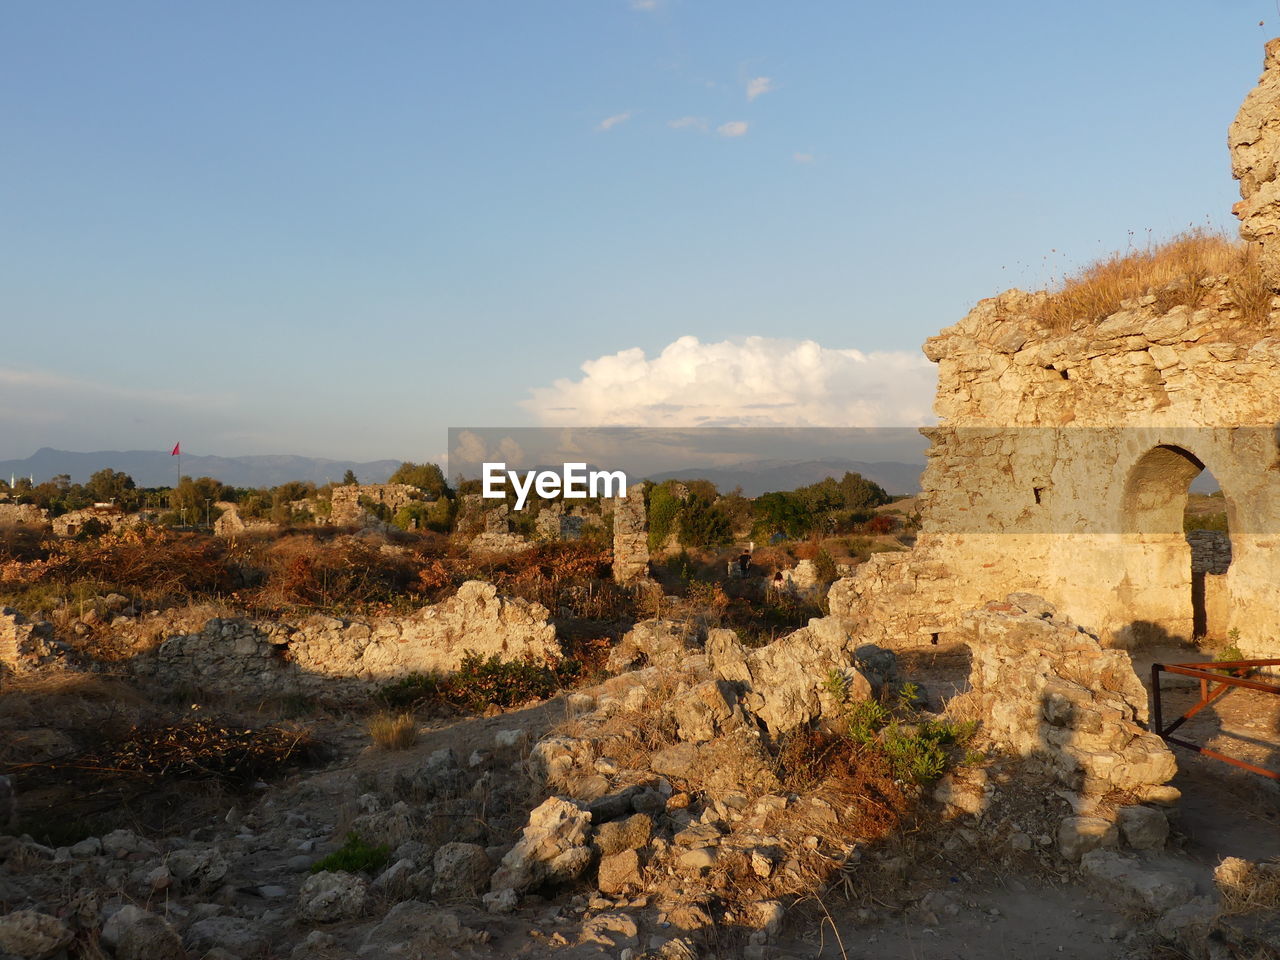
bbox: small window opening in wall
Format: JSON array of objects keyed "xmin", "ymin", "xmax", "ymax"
[
  {"xmin": 1033, "ymin": 486, "xmax": 1045, "ymax": 504},
  {"xmin": 930, "ymin": 632, "xmax": 940, "ymax": 646}
]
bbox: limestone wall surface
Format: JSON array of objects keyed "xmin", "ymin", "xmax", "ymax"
[
  {"xmin": 1231, "ymin": 37, "xmax": 1280, "ymax": 289},
  {"xmin": 833, "ymin": 280, "xmax": 1280, "ymax": 653},
  {"xmin": 326, "ymin": 484, "xmax": 422, "ymax": 527},
  {"xmin": 0, "ymin": 504, "xmax": 47, "ymax": 528},
  {"xmin": 962, "ymin": 596, "xmax": 1177, "ymax": 802},
  {"xmin": 138, "ymin": 581, "xmax": 561, "ymax": 697},
  {"xmin": 611, "ymin": 484, "xmax": 649, "ymax": 583},
  {"xmin": 829, "ymin": 42, "xmax": 1280, "ymax": 656}
]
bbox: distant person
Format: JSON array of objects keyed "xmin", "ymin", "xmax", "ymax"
[{"xmin": 737, "ymin": 552, "xmax": 751, "ymax": 576}]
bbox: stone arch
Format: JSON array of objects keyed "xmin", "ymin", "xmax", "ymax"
[{"xmin": 1117, "ymin": 444, "xmax": 1238, "ymax": 644}]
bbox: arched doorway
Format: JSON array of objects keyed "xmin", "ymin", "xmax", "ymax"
[{"xmin": 1119, "ymin": 444, "xmax": 1233, "ymax": 644}]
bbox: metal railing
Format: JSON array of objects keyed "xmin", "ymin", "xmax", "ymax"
[{"xmin": 1151, "ymin": 659, "xmax": 1280, "ymax": 780}]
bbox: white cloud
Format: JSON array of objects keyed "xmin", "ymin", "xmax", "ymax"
[
  {"xmin": 746, "ymin": 76, "xmax": 773, "ymax": 101},
  {"xmin": 522, "ymin": 336, "xmax": 937, "ymax": 428},
  {"xmin": 717, "ymin": 120, "xmax": 749, "ymax": 138},
  {"xmin": 668, "ymin": 116, "xmax": 708, "ymax": 132},
  {"xmin": 792, "ymin": 152, "xmax": 814, "ymax": 164},
  {"xmin": 596, "ymin": 112, "xmax": 631, "ymax": 132}
]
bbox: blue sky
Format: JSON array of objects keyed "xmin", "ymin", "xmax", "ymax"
[{"xmin": 1, "ymin": 1, "xmax": 1273, "ymax": 462}]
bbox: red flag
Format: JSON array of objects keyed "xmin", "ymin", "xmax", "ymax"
[{"xmin": 171, "ymin": 443, "xmax": 181, "ymax": 456}]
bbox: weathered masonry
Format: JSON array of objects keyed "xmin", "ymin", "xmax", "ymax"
[{"xmin": 831, "ymin": 43, "xmax": 1280, "ymax": 658}]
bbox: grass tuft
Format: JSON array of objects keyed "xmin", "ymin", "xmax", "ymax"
[
  {"xmin": 311, "ymin": 832, "xmax": 391, "ymax": 875},
  {"xmin": 367, "ymin": 711, "xmax": 417, "ymax": 750}
]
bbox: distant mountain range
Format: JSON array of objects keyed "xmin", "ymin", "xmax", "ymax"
[
  {"xmin": 646, "ymin": 458, "xmax": 924, "ymax": 497},
  {"xmin": 1, "ymin": 449, "xmax": 927, "ymax": 496},
  {"xmin": 0, "ymin": 448, "xmax": 401, "ymax": 489}
]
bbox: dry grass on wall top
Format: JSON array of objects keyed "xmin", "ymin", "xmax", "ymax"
[{"xmin": 1039, "ymin": 229, "xmax": 1271, "ymax": 331}]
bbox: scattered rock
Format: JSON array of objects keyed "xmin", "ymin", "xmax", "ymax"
[
  {"xmin": 490, "ymin": 797, "xmax": 592, "ymax": 894},
  {"xmin": 0, "ymin": 910, "xmax": 73, "ymax": 960},
  {"xmin": 297, "ymin": 870, "xmax": 368, "ymax": 922},
  {"xmin": 580, "ymin": 912, "xmax": 640, "ymax": 949},
  {"xmin": 166, "ymin": 847, "xmax": 229, "ymax": 891},
  {"xmin": 598, "ymin": 849, "xmax": 643, "ymax": 895},
  {"xmin": 431, "ymin": 842, "xmax": 491, "ymax": 899},
  {"xmin": 1117, "ymin": 805, "xmax": 1169, "ymax": 851},
  {"xmin": 596, "ymin": 814, "xmax": 653, "ymax": 857},
  {"xmin": 1058, "ymin": 816, "xmax": 1118, "ymax": 862},
  {"xmin": 1080, "ymin": 850, "xmax": 1195, "ymax": 909},
  {"xmin": 357, "ymin": 901, "xmax": 486, "ymax": 956},
  {"xmin": 185, "ymin": 916, "xmax": 268, "ymax": 956}
]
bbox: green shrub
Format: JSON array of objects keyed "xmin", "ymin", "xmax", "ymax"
[
  {"xmin": 1184, "ymin": 511, "xmax": 1229, "ymax": 533},
  {"xmin": 879, "ymin": 717, "xmax": 978, "ymax": 784},
  {"xmin": 834, "ymin": 686, "xmax": 976, "ymax": 784},
  {"xmin": 813, "ymin": 549, "xmax": 838, "ymax": 583},
  {"xmin": 376, "ymin": 671, "xmax": 445, "ymax": 710},
  {"xmin": 647, "ymin": 484, "xmax": 680, "ymax": 551},
  {"xmin": 311, "ymin": 833, "xmax": 390, "ymax": 875}
]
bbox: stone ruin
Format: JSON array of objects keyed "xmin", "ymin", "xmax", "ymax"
[
  {"xmin": 0, "ymin": 503, "xmax": 47, "ymax": 529},
  {"xmin": 611, "ymin": 483, "xmax": 649, "ymax": 583},
  {"xmin": 140, "ymin": 581, "xmax": 560, "ymax": 698},
  {"xmin": 0, "ymin": 608, "xmax": 76, "ymax": 677},
  {"xmin": 830, "ymin": 44, "xmax": 1280, "ymax": 658},
  {"xmin": 325, "ymin": 483, "xmax": 422, "ymax": 527},
  {"xmin": 211, "ymin": 501, "xmax": 277, "ymax": 537},
  {"xmin": 1231, "ymin": 36, "xmax": 1280, "ymax": 289}
]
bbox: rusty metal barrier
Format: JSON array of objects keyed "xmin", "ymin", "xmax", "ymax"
[{"xmin": 1151, "ymin": 659, "xmax": 1280, "ymax": 780}]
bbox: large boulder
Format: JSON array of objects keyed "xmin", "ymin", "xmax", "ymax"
[
  {"xmin": 298, "ymin": 871, "xmax": 368, "ymax": 922},
  {"xmin": 965, "ymin": 598, "xmax": 1176, "ymax": 800},
  {"xmin": 432, "ymin": 842, "xmax": 492, "ymax": 899},
  {"xmin": 606, "ymin": 620, "xmax": 701, "ymax": 673},
  {"xmin": 0, "ymin": 910, "xmax": 73, "ymax": 959},
  {"xmin": 489, "ymin": 797, "xmax": 592, "ymax": 894},
  {"xmin": 707, "ymin": 621, "xmax": 887, "ymax": 734}
]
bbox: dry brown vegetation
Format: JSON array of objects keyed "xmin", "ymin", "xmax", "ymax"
[
  {"xmin": 0, "ymin": 668, "xmax": 323, "ymax": 845},
  {"xmin": 0, "ymin": 524, "xmax": 622, "ymax": 621},
  {"xmin": 1216, "ymin": 857, "xmax": 1280, "ymax": 916},
  {"xmin": 368, "ymin": 711, "xmax": 418, "ymax": 750},
  {"xmin": 1039, "ymin": 229, "xmax": 1272, "ymax": 331}
]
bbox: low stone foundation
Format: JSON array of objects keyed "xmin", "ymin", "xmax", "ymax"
[
  {"xmin": 963, "ymin": 594, "xmax": 1177, "ymax": 803},
  {"xmin": 138, "ymin": 581, "xmax": 560, "ymax": 697}
]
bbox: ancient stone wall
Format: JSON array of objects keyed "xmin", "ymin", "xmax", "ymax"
[
  {"xmin": 138, "ymin": 581, "xmax": 560, "ymax": 698},
  {"xmin": 830, "ymin": 46, "xmax": 1280, "ymax": 656},
  {"xmin": 962, "ymin": 596, "xmax": 1177, "ymax": 802},
  {"xmin": 1231, "ymin": 37, "xmax": 1280, "ymax": 288},
  {"xmin": 212, "ymin": 502, "xmax": 278, "ymax": 537},
  {"xmin": 51, "ymin": 507, "xmax": 139, "ymax": 537},
  {"xmin": 832, "ymin": 281, "xmax": 1280, "ymax": 653},
  {"xmin": 0, "ymin": 504, "xmax": 47, "ymax": 528},
  {"xmin": 0, "ymin": 609, "xmax": 75, "ymax": 676},
  {"xmin": 326, "ymin": 484, "xmax": 421, "ymax": 527},
  {"xmin": 611, "ymin": 484, "xmax": 649, "ymax": 583},
  {"xmin": 1186, "ymin": 530, "xmax": 1231, "ymax": 574}
]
